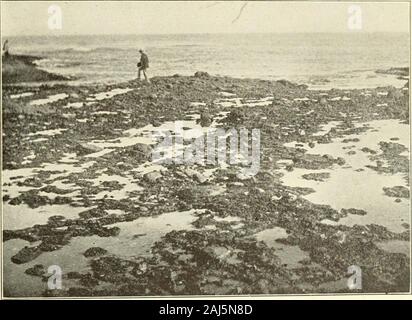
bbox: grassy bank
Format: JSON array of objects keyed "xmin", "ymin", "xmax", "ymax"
[{"xmin": 2, "ymin": 54, "xmax": 69, "ymax": 84}]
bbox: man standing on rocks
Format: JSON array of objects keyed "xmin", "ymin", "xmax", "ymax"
[
  {"xmin": 3, "ymin": 40, "xmax": 10, "ymax": 58},
  {"xmin": 137, "ymin": 49, "xmax": 150, "ymax": 83}
]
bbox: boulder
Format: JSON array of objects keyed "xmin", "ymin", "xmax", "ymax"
[
  {"xmin": 144, "ymin": 171, "xmax": 162, "ymax": 183},
  {"xmin": 11, "ymin": 246, "xmax": 42, "ymax": 264},
  {"xmin": 341, "ymin": 208, "xmax": 367, "ymax": 216},
  {"xmin": 25, "ymin": 264, "xmax": 45, "ymax": 276},
  {"xmin": 383, "ymin": 186, "xmax": 409, "ymax": 198},
  {"xmin": 97, "ymin": 226, "xmax": 121, "ymax": 237},
  {"xmin": 319, "ymin": 97, "xmax": 328, "ymax": 106},
  {"xmin": 84, "ymin": 247, "xmax": 108, "ymax": 258},
  {"xmin": 184, "ymin": 168, "xmax": 208, "ymax": 183},
  {"xmin": 76, "ymin": 142, "xmax": 103, "ymax": 155},
  {"xmin": 194, "ymin": 71, "xmax": 210, "ymax": 78},
  {"xmin": 199, "ymin": 111, "xmax": 212, "ymax": 127}
]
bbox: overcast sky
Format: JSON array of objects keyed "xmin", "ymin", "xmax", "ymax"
[{"xmin": 1, "ymin": 1, "xmax": 410, "ymax": 36}]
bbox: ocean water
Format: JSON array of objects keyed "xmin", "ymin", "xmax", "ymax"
[{"xmin": 5, "ymin": 33, "xmax": 410, "ymax": 88}]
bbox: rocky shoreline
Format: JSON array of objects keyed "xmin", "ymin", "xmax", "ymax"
[
  {"xmin": 2, "ymin": 55, "xmax": 410, "ymax": 296},
  {"xmin": 2, "ymin": 54, "xmax": 70, "ymax": 84}
]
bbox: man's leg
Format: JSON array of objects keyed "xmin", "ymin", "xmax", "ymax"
[
  {"xmin": 138, "ymin": 67, "xmax": 142, "ymax": 80},
  {"xmin": 143, "ymin": 69, "xmax": 150, "ymax": 83}
]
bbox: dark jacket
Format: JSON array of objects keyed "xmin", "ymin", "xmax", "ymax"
[{"xmin": 140, "ymin": 53, "xmax": 149, "ymax": 69}]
